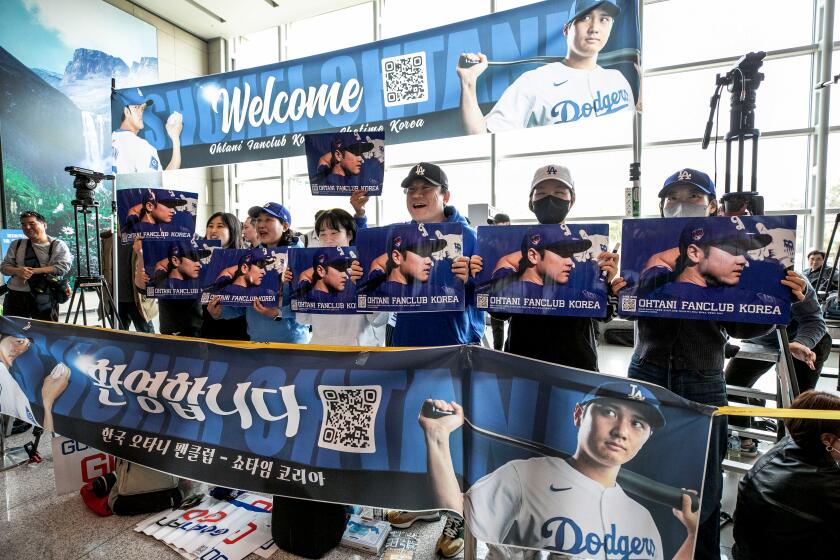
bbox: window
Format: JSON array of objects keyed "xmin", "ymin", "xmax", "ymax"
[
  {"xmin": 286, "ymin": 3, "xmax": 375, "ymax": 60},
  {"xmin": 644, "ymin": 0, "xmax": 813, "ymax": 69},
  {"xmin": 381, "ymin": 0, "xmax": 490, "ymax": 39},
  {"xmin": 236, "ymin": 27, "xmax": 279, "ymax": 71}
]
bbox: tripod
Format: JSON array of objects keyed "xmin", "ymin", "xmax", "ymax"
[{"xmin": 64, "ymin": 174, "xmax": 122, "ymax": 329}]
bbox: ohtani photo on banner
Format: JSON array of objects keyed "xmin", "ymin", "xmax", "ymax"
[
  {"xmin": 304, "ymin": 132, "xmax": 384, "ymax": 196},
  {"xmin": 619, "ymin": 215, "xmax": 797, "ymax": 323},
  {"xmin": 142, "ymin": 239, "xmax": 209, "ymax": 299},
  {"xmin": 109, "ymin": 0, "xmax": 640, "ymax": 169},
  {"xmin": 355, "ymin": 223, "xmax": 465, "ymax": 312},
  {"xmin": 0, "ymin": 316, "xmax": 712, "ymax": 559},
  {"xmin": 199, "ymin": 247, "xmax": 286, "ymax": 306},
  {"xmin": 116, "ymin": 187, "xmax": 197, "ymax": 243},
  {"xmin": 290, "ymin": 247, "xmax": 360, "ymax": 314},
  {"xmin": 474, "ymin": 223, "xmax": 609, "ymax": 317}
]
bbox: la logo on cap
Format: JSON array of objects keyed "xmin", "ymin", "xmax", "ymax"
[
  {"xmin": 627, "ymin": 384, "xmax": 645, "ymax": 401},
  {"xmin": 546, "ymin": 166, "xmax": 557, "ymax": 175},
  {"xmin": 692, "ymin": 228, "xmax": 705, "ymax": 241},
  {"xmin": 415, "ymin": 165, "xmax": 426, "ymax": 176},
  {"xmin": 678, "ymin": 170, "xmax": 692, "ymax": 181}
]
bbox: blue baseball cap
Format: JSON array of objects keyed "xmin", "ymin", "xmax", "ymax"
[
  {"xmin": 566, "ymin": 0, "xmax": 620, "ymax": 25},
  {"xmin": 579, "ymin": 380, "xmax": 666, "ymax": 428},
  {"xmin": 0, "ymin": 317, "xmax": 34, "ymax": 342},
  {"xmin": 389, "ymin": 227, "xmax": 447, "ymax": 257},
  {"xmin": 111, "ymin": 88, "xmax": 153, "ymax": 131},
  {"xmin": 168, "ymin": 241, "xmax": 210, "ymax": 261},
  {"xmin": 143, "ymin": 189, "xmax": 187, "ymax": 207},
  {"xmin": 239, "ymin": 246, "xmax": 276, "ymax": 267},
  {"xmin": 401, "ymin": 162, "xmax": 448, "ymax": 190},
  {"xmin": 248, "ymin": 202, "xmax": 292, "ymax": 225},
  {"xmin": 658, "ymin": 168, "xmax": 716, "ymax": 198},
  {"xmin": 521, "ymin": 226, "xmax": 591, "ymax": 257},
  {"xmin": 313, "ymin": 249, "xmax": 354, "ymax": 272},
  {"xmin": 678, "ymin": 217, "xmax": 772, "ymax": 255},
  {"xmin": 330, "ymin": 132, "xmax": 374, "ymax": 156}
]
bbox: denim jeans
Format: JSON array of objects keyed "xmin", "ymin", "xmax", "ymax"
[{"xmin": 628, "ymin": 354, "xmax": 727, "ymax": 560}]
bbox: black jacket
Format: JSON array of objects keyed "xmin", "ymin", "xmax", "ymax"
[{"xmin": 732, "ymin": 436, "xmax": 840, "ymax": 559}]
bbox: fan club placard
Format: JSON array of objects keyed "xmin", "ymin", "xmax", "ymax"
[
  {"xmin": 117, "ymin": 187, "xmax": 197, "ymax": 243},
  {"xmin": 475, "ymin": 223, "xmax": 609, "ymax": 317},
  {"xmin": 618, "ymin": 215, "xmax": 796, "ymax": 324},
  {"xmin": 290, "ymin": 246, "xmax": 359, "ymax": 314},
  {"xmin": 355, "ymin": 223, "xmax": 465, "ymax": 312},
  {"xmin": 199, "ymin": 247, "xmax": 287, "ymax": 306},
  {"xmin": 304, "ymin": 131, "xmax": 384, "ymax": 195}
]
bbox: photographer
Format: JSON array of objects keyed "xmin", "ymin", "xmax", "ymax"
[{"xmin": 1, "ymin": 210, "xmax": 72, "ymax": 322}]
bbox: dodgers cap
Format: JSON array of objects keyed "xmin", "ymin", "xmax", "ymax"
[
  {"xmin": 331, "ymin": 132, "xmax": 374, "ymax": 156},
  {"xmin": 658, "ymin": 168, "xmax": 716, "ymax": 199},
  {"xmin": 143, "ymin": 189, "xmax": 187, "ymax": 207},
  {"xmin": 389, "ymin": 227, "xmax": 447, "ymax": 257},
  {"xmin": 239, "ymin": 246, "xmax": 276, "ymax": 267},
  {"xmin": 566, "ymin": 0, "xmax": 620, "ymax": 26},
  {"xmin": 521, "ymin": 226, "xmax": 591, "ymax": 257},
  {"xmin": 678, "ymin": 217, "xmax": 772, "ymax": 256},
  {"xmin": 168, "ymin": 241, "xmax": 210, "ymax": 261},
  {"xmin": 487, "ymin": 212, "xmax": 511, "ymax": 225},
  {"xmin": 313, "ymin": 249, "xmax": 353, "ymax": 272},
  {"xmin": 248, "ymin": 202, "xmax": 292, "ymax": 225},
  {"xmin": 401, "ymin": 162, "xmax": 448, "ymax": 190},
  {"xmin": 579, "ymin": 380, "xmax": 666, "ymax": 428}
]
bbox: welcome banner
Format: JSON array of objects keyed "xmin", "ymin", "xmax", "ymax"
[
  {"xmin": 110, "ymin": 0, "xmax": 640, "ymax": 170},
  {"xmin": 0, "ymin": 316, "xmax": 707, "ymax": 557}
]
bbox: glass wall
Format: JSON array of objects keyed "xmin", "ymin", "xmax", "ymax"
[{"xmin": 231, "ymin": 0, "xmax": 829, "ymax": 265}]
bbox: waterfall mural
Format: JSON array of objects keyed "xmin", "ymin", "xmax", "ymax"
[{"xmin": 0, "ymin": 0, "xmax": 157, "ymax": 244}]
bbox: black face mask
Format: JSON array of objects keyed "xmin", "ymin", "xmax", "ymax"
[{"xmin": 532, "ymin": 196, "xmax": 571, "ymax": 224}]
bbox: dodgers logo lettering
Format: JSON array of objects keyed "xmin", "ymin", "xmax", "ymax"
[
  {"xmin": 541, "ymin": 517, "xmax": 656, "ymax": 560},
  {"xmin": 551, "ymin": 89, "xmax": 630, "ymax": 124}
]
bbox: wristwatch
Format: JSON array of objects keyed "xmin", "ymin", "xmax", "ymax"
[{"xmin": 273, "ymin": 310, "xmax": 283, "ymax": 321}]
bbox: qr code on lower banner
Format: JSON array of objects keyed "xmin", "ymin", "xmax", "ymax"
[
  {"xmin": 621, "ymin": 296, "xmax": 637, "ymax": 313},
  {"xmin": 381, "ymin": 52, "xmax": 429, "ymax": 107},
  {"xmin": 317, "ymin": 385, "xmax": 382, "ymax": 453},
  {"xmin": 476, "ymin": 293, "xmax": 489, "ymax": 309}
]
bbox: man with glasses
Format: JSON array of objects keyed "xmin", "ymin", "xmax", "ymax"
[{"xmin": 1, "ymin": 211, "xmax": 73, "ymax": 322}]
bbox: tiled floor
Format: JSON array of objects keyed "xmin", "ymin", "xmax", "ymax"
[{"xmin": 2, "ymin": 333, "xmax": 838, "ymax": 559}]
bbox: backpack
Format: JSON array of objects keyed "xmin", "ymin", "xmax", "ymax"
[{"xmin": 107, "ymin": 459, "xmax": 183, "ymax": 516}]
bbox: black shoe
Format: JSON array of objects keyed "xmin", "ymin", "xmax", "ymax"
[{"xmin": 10, "ymin": 419, "xmax": 32, "ymax": 435}]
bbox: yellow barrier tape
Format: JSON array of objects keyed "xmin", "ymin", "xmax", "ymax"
[{"xmin": 717, "ymin": 405, "xmax": 840, "ymax": 420}]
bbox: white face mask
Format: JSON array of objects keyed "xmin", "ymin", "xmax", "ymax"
[{"xmin": 662, "ymin": 202, "xmax": 708, "ymax": 218}]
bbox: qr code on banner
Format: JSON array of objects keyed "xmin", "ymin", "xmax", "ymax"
[
  {"xmin": 381, "ymin": 52, "xmax": 429, "ymax": 107},
  {"xmin": 317, "ymin": 385, "xmax": 382, "ymax": 453},
  {"xmin": 621, "ymin": 296, "xmax": 637, "ymax": 313}
]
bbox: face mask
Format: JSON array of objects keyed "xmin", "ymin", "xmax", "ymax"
[
  {"xmin": 533, "ymin": 196, "xmax": 571, "ymax": 224},
  {"xmin": 662, "ymin": 202, "xmax": 707, "ymax": 218}
]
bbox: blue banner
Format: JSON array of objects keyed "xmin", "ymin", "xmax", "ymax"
[
  {"xmin": 289, "ymin": 246, "xmax": 359, "ymax": 314},
  {"xmin": 619, "ymin": 215, "xmax": 796, "ymax": 323},
  {"xmin": 304, "ymin": 131, "xmax": 384, "ymax": 196},
  {"xmin": 110, "ymin": 0, "xmax": 640, "ymax": 170},
  {"xmin": 117, "ymin": 187, "xmax": 198, "ymax": 244},
  {"xmin": 475, "ymin": 223, "xmax": 609, "ymax": 317},
  {"xmin": 198, "ymin": 247, "xmax": 287, "ymax": 306},
  {"xmin": 0, "ymin": 316, "xmax": 710, "ymax": 557},
  {"xmin": 356, "ymin": 223, "xmax": 465, "ymax": 312}
]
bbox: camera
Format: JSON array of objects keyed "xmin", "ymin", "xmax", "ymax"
[{"xmin": 65, "ymin": 166, "xmax": 113, "ymax": 206}]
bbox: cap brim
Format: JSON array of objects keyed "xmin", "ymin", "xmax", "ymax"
[
  {"xmin": 568, "ymin": 1, "xmax": 620, "ymax": 25},
  {"xmin": 159, "ymin": 199, "xmax": 187, "ymax": 207},
  {"xmin": 346, "ymin": 142, "xmax": 374, "ymax": 155},
  {"xmin": 531, "ymin": 176, "xmax": 574, "ymax": 192},
  {"xmin": 401, "ymin": 175, "xmax": 442, "ymax": 189},
  {"xmin": 657, "ymin": 181, "xmax": 714, "ymax": 198},
  {"xmin": 718, "ymin": 233, "xmax": 772, "ymax": 254},
  {"xmin": 544, "ymin": 239, "xmax": 592, "ymax": 257},
  {"xmin": 405, "ymin": 239, "xmax": 448, "ymax": 256},
  {"xmin": 327, "ymin": 260, "xmax": 353, "ymax": 271}
]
